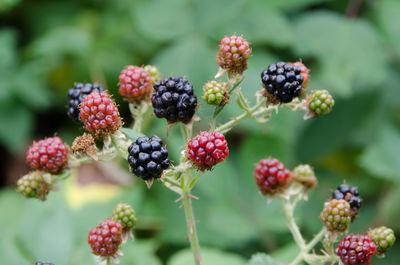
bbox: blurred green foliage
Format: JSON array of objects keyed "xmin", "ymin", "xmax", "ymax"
[{"xmin": 0, "ymin": 0, "xmax": 399, "ymax": 264}]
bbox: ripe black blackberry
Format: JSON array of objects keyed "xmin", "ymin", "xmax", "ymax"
[
  {"xmin": 67, "ymin": 82, "xmax": 103, "ymax": 122},
  {"xmin": 332, "ymin": 183, "xmax": 362, "ymax": 221},
  {"xmin": 128, "ymin": 136, "xmax": 170, "ymax": 181},
  {"xmin": 261, "ymin": 62, "xmax": 305, "ymax": 104},
  {"xmin": 151, "ymin": 76, "xmax": 197, "ymax": 123}
]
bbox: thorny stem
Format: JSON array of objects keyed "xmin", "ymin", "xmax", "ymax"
[{"xmin": 182, "ymin": 170, "xmax": 202, "ymax": 265}]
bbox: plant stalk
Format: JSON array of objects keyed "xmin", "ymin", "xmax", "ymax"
[{"xmin": 279, "ymin": 197, "xmax": 306, "ymax": 250}]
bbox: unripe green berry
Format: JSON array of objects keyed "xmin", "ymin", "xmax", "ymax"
[
  {"xmin": 144, "ymin": 65, "xmax": 161, "ymax": 84},
  {"xmin": 320, "ymin": 199, "xmax": 351, "ymax": 232},
  {"xmin": 202, "ymin": 81, "xmax": 229, "ymax": 106},
  {"xmin": 309, "ymin": 90, "xmax": 334, "ymax": 116},
  {"xmin": 17, "ymin": 171, "xmax": 48, "ymax": 200},
  {"xmin": 111, "ymin": 203, "xmax": 137, "ymax": 230},
  {"xmin": 292, "ymin": 164, "xmax": 317, "ymax": 190},
  {"xmin": 368, "ymin": 226, "xmax": 396, "ymax": 255}
]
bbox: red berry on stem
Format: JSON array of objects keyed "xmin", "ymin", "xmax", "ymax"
[
  {"xmin": 338, "ymin": 234, "xmax": 376, "ymax": 265},
  {"xmin": 79, "ymin": 91, "xmax": 122, "ymax": 139},
  {"xmin": 254, "ymin": 158, "xmax": 291, "ymax": 195},
  {"xmin": 26, "ymin": 136, "xmax": 68, "ymax": 174},
  {"xmin": 88, "ymin": 219, "xmax": 123, "ymax": 257},
  {"xmin": 119, "ymin": 65, "xmax": 152, "ymax": 104},
  {"xmin": 187, "ymin": 131, "xmax": 229, "ymax": 171},
  {"xmin": 216, "ymin": 35, "xmax": 251, "ymax": 74}
]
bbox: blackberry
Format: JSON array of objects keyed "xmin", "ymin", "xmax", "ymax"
[
  {"xmin": 308, "ymin": 90, "xmax": 335, "ymax": 117},
  {"xmin": 292, "ymin": 164, "xmax": 317, "ymax": 190},
  {"xmin": 254, "ymin": 158, "xmax": 291, "ymax": 195},
  {"xmin": 368, "ymin": 226, "xmax": 396, "ymax": 255},
  {"xmin": 332, "ymin": 184, "xmax": 362, "ymax": 221},
  {"xmin": 128, "ymin": 136, "xmax": 170, "ymax": 181},
  {"xmin": 261, "ymin": 62, "xmax": 305, "ymax": 104},
  {"xmin": 186, "ymin": 131, "xmax": 229, "ymax": 171},
  {"xmin": 202, "ymin": 81, "xmax": 229, "ymax": 106},
  {"xmin": 337, "ymin": 234, "xmax": 376, "ymax": 265},
  {"xmin": 88, "ymin": 219, "xmax": 123, "ymax": 257},
  {"xmin": 67, "ymin": 83, "xmax": 103, "ymax": 122},
  {"xmin": 111, "ymin": 203, "xmax": 137, "ymax": 242},
  {"xmin": 216, "ymin": 35, "xmax": 251, "ymax": 74},
  {"xmin": 26, "ymin": 136, "xmax": 69, "ymax": 174},
  {"xmin": 292, "ymin": 61, "xmax": 310, "ymax": 88},
  {"xmin": 151, "ymin": 76, "xmax": 197, "ymax": 124},
  {"xmin": 320, "ymin": 199, "xmax": 351, "ymax": 232},
  {"xmin": 17, "ymin": 171, "xmax": 49, "ymax": 200},
  {"xmin": 118, "ymin": 65, "xmax": 152, "ymax": 103}
]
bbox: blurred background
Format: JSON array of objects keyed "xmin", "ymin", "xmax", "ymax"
[{"xmin": 0, "ymin": 0, "xmax": 399, "ymax": 264}]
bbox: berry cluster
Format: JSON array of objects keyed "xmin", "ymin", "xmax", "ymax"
[
  {"xmin": 152, "ymin": 76, "xmax": 198, "ymax": 124},
  {"xmin": 128, "ymin": 136, "xmax": 170, "ymax": 181},
  {"xmin": 186, "ymin": 131, "xmax": 229, "ymax": 171},
  {"xmin": 261, "ymin": 62, "xmax": 305, "ymax": 104},
  {"xmin": 292, "ymin": 164, "xmax": 317, "ymax": 190},
  {"xmin": 216, "ymin": 35, "xmax": 251, "ymax": 74},
  {"xmin": 332, "ymin": 184, "xmax": 362, "ymax": 221},
  {"xmin": 79, "ymin": 91, "xmax": 122, "ymax": 139},
  {"xmin": 308, "ymin": 90, "xmax": 335, "ymax": 117},
  {"xmin": 111, "ymin": 203, "xmax": 137, "ymax": 231},
  {"xmin": 17, "ymin": 171, "xmax": 48, "ymax": 200},
  {"xmin": 337, "ymin": 234, "xmax": 376, "ymax": 265},
  {"xmin": 368, "ymin": 226, "xmax": 396, "ymax": 255},
  {"xmin": 202, "ymin": 81, "xmax": 229, "ymax": 106},
  {"xmin": 88, "ymin": 219, "xmax": 123, "ymax": 257},
  {"xmin": 254, "ymin": 158, "xmax": 291, "ymax": 195},
  {"xmin": 26, "ymin": 136, "xmax": 68, "ymax": 174},
  {"xmin": 119, "ymin": 65, "xmax": 152, "ymax": 103},
  {"xmin": 68, "ymin": 83, "xmax": 103, "ymax": 123},
  {"xmin": 320, "ymin": 198, "xmax": 351, "ymax": 232}
]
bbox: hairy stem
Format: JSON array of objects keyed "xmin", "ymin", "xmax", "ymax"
[
  {"xmin": 279, "ymin": 197, "xmax": 306, "ymax": 250},
  {"xmin": 290, "ymin": 227, "xmax": 327, "ymax": 265},
  {"xmin": 182, "ymin": 172, "xmax": 202, "ymax": 265},
  {"xmin": 130, "ymin": 102, "xmax": 149, "ymax": 132}
]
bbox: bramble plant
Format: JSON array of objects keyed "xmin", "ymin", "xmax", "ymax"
[{"xmin": 17, "ymin": 34, "xmax": 395, "ymax": 265}]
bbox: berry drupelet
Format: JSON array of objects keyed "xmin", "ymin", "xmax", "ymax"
[
  {"xmin": 151, "ymin": 76, "xmax": 198, "ymax": 124},
  {"xmin": 26, "ymin": 136, "xmax": 68, "ymax": 174},
  {"xmin": 337, "ymin": 234, "xmax": 376, "ymax": 265},
  {"xmin": 320, "ymin": 199, "xmax": 351, "ymax": 232},
  {"xmin": 118, "ymin": 65, "xmax": 152, "ymax": 104},
  {"xmin": 17, "ymin": 171, "xmax": 49, "ymax": 200},
  {"xmin": 216, "ymin": 35, "xmax": 251, "ymax": 74},
  {"xmin": 186, "ymin": 131, "xmax": 229, "ymax": 171},
  {"xmin": 67, "ymin": 82, "xmax": 103, "ymax": 123},
  {"xmin": 202, "ymin": 80, "xmax": 230, "ymax": 106},
  {"xmin": 261, "ymin": 62, "xmax": 305, "ymax": 104},
  {"xmin": 88, "ymin": 219, "xmax": 123, "ymax": 257},
  {"xmin": 79, "ymin": 91, "xmax": 122, "ymax": 139},
  {"xmin": 332, "ymin": 184, "xmax": 362, "ymax": 221},
  {"xmin": 368, "ymin": 226, "xmax": 396, "ymax": 255},
  {"xmin": 128, "ymin": 136, "xmax": 170, "ymax": 181},
  {"xmin": 254, "ymin": 158, "xmax": 291, "ymax": 195}
]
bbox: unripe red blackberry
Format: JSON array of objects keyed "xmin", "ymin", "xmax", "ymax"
[
  {"xmin": 368, "ymin": 226, "xmax": 396, "ymax": 255},
  {"xmin": 67, "ymin": 82, "xmax": 103, "ymax": 123},
  {"xmin": 337, "ymin": 234, "xmax": 376, "ymax": 265},
  {"xmin": 254, "ymin": 158, "xmax": 291, "ymax": 195},
  {"xmin": 261, "ymin": 62, "xmax": 305, "ymax": 104},
  {"xmin": 202, "ymin": 81, "xmax": 229, "ymax": 106},
  {"xmin": 308, "ymin": 90, "xmax": 334, "ymax": 117},
  {"xmin": 144, "ymin": 65, "xmax": 161, "ymax": 84},
  {"xmin": 186, "ymin": 131, "xmax": 229, "ymax": 171},
  {"xmin": 88, "ymin": 219, "xmax": 123, "ymax": 257},
  {"xmin": 119, "ymin": 65, "xmax": 152, "ymax": 104},
  {"xmin": 17, "ymin": 171, "xmax": 49, "ymax": 200},
  {"xmin": 217, "ymin": 35, "xmax": 251, "ymax": 74},
  {"xmin": 26, "ymin": 136, "xmax": 68, "ymax": 174},
  {"xmin": 128, "ymin": 136, "xmax": 170, "ymax": 181},
  {"xmin": 292, "ymin": 61, "xmax": 310, "ymax": 88},
  {"xmin": 332, "ymin": 184, "xmax": 362, "ymax": 221},
  {"xmin": 111, "ymin": 203, "xmax": 137, "ymax": 230},
  {"xmin": 151, "ymin": 76, "xmax": 197, "ymax": 124},
  {"xmin": 79, "ymin": 91, "xmax": 122, "ymax": 139},
  {"xmin": 320, "ymin": 199, "xmax": 351, "ymax": 232}
]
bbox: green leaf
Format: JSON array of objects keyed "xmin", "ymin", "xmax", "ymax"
[
  {"xmin": 0, "ymin": 0, "xmax": 21, "ymax": 14},
  {"xmin": 358, "ymin": 126, "xmax": 400, "ymax": 181},
  {"xmin": 254, "ymin": 0, "xmax": 330, "ymax": 11},
  {"xmin": 133, "ymin": 0, "xmax": 194, "ymax": 42},
  {"xmin": 121, "ymin": 240, "xmax": 162, "ymax": 265},
  {"xmin": 120, "ymin": 128, "xmax": 146, "ymax": 141},
  {"xmin": 293, "ymin": 11, "xmax": 389, "ymax": 97},
  {"xmin": 373, "ymin": 0, "xmax": 400, "ymax": 56},
  {"xmin": 247, "ymin": 253, "xmax": 283, "ymax": 265},
  {"xmin": 168, "ymin": 248, "xmax": 246, "ymax": 265}
]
